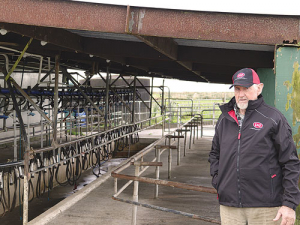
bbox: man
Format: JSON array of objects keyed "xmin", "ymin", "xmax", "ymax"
[{"xmin": 209, "ymin": 68, "xmax": 300, "ymax": 225}]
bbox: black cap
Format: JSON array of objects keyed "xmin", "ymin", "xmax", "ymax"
[{"xmin": 230, "ymin": 68, "xmax": 260, "ymax": 89}]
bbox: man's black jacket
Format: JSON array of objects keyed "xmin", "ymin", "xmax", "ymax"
[{"xmin": 209, "ymin": 95, "xmax": 300, "ymax": 210}]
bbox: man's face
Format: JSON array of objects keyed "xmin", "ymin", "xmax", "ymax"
[{"xmin": 234, "ymin": 85, "xmax": 261, "ymax": 110}]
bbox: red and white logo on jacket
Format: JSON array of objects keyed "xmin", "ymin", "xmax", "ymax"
[{"xmin": 253, "ymin": 122, "xmax": 263, "ymax": 129}]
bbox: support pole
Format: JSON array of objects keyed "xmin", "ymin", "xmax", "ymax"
[
  {"xmin": 168, "ymin": 137, "xmax": 171, "ymax": 179},
  {"xmin": 155, "ymin": 147, "xmax": 160, "ymax": 198},
  {"xmin": 105, "ymin": 66, "xmax": 110, "ymax": 130},
  {"xmin": 177, "ymin": 134, "xmax": 181, "ymax": 166},
  {"xmin": 161, "ymin": 80, "xmax": 165, "ymax": 136},
  {"xmin": 149, "ymin": 77, "xmax": 154, "ymax": 126},
  {"xmin": 52, "ymin": 55, "xmax": 60, "ymax": 146},
  {"xmin": 132, "ymin": 163, "xmax": 140, "ymax": 225},
  {"xmin": 132, "ymin": 76, "xmax": 136, "ymax": 123}
]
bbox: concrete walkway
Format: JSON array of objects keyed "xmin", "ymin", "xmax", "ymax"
[{"xmin": 28, "ymin": 132, "xmax": 220, "ymax": 225}]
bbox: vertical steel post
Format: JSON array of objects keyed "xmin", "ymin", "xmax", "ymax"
[
  {"xmin": 132, "ymin": 76, "xmax": 136, "ymax": 123},
  {"xmin": 180, "ymin": 107, "xmax": 182, "ymax": 125},
  {"xmin": 27, "ymin": 110, "xmax": 30, "ymax": 148},
  {"xmin": 149, "ymin": 77, "xmax": 154, "ymax": 126},
  {"xmin": 161, "ymin": 80, "xmax": 165, "ymax": 136},
  {"xmin": 168, "ymin": 137, "xmax": 171, "ymax": 179},
  {"xmin": 213, "ymin": 103, "xmax": 216, "ymax": 127},
  {"xmin": 7, "ymin": 79, "xmax": 30, "ymax": 225},
  {"xmin": 105, "ymin": 66, "xmax": 110, "ymax": 130},
  {"xmin": 177, "ymin": 134, "xmax": 180, "ymax": 166},
  {"xmin": 85, "ymin": 106, "xmax": 88, "ymax": 136},
  {"xmin": 155, "ymin": 147, "xmax": 160, "ymax": 198},
  {"xmin": 52, "ymin": 55, "xmax": 60, "ymax": 145},
  {"xmin": 132, "ymin": 164, "xmax": 140, "ymax": 225},
  {"xmin": 13, "ymin": 110, "xmax": 17, "ymax": 161},
  {"xmin": 193, "ymin": 120, "xmax": 196, "ymax": 144},
  {"xmin": 114, "ymin": 178, "xmax": 118, "ymax": 194},
  {"xmin": 23, "ymin": 150, "xmax": 29, "ymax": 225},
  {"xmin": 184, "ymin": 129, "xmax": 187, "ymax": 157},
  {"xmin": 189, "ymin": 124, "xmax": 192, "ymax": 149}
]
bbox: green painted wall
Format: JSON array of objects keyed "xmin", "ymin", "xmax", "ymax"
[
  {"xmin": 257, "ymin": 68, "xmax": 275, "ymax": 107},
  {"xmin": 275, "ymin": 46, "xmax": 300, "ymax": 151}
]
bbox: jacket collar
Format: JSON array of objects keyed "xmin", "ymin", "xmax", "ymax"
[{"xmin": 220, "ymin": 95, "xmax": 264, "ymax": 120}]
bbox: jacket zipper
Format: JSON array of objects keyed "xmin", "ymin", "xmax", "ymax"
[{"xmin": 237, "ymin": 125, "xmax": 242, "ymax": 207}]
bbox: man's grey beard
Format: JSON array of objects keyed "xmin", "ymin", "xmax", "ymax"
[{"xmin": 237, "ymin": 102, "xmax": 248, "ymax": 110}]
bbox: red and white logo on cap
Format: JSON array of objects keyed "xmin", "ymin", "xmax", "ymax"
[
  {"xmin": 253, "ymin": 122, "xmax": 263, "ymax": 129},
  {"xmin": 237, "ymin": 73, "xmax": 245, "ymax": 78}
]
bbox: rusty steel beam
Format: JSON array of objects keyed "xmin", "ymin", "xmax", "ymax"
[
  {"xmin": 0, "ymin": 0, "xmax": 127, "ymax": 33},
  {"xmin": 111, "ymin": 172, "xmax": 217, "ymax": 194},
  {"xmin": 0, "ymin": 0, "xmax": 299, "ymax": 45},
  {"xmin": 0, "ymin": 23, "xmax": 84, "ymax": 52},
  {"xmin": 135, "ymin": 35, "xmax": 209, "ymax": 81},
  {"xmin": 127, "ymin": 7, "xmax": 300, "ymax": 45},
  {"xmin": 135, "ymin": 35, "xmax": 178, "ymax": 60}
]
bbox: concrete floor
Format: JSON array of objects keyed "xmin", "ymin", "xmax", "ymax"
[{"xmin": 28, "ymin": 130, "xmax": 220, "ymax": 225}]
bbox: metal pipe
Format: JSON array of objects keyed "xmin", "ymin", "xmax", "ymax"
[
  {"xmin": 33, "ymin": 114, "xmax": 166, "ymax": 154},
  {"xmin": 105, "ymin": 66, "xmax": 110, "ymax": 130},
  {"xmin": 52, "ymin": 55, "xmax": 60, "ymax": 146},
  {"xmin": 155, "ymin": 147, "xmax": 160, "ymax": 198},
  {"xmin": 13, "ymin": 110, "xmax": 17, "ymax": 161},
  {"xmin": 168, "ymin": 137, "xmax": 172, "ymax": 179},
  {"xmin": 149, "ymin": 77, "xmax": 154, "ymax": 125},
  {"xmin": 132, "ymin": 76, "xmax": 136, "ymax": 123},
  {"xmin": 132, "ymin": 163, "xmax": 140, "ymax": 225},
  {"xmin": 112, "ymin": 172, "xmax": 217, "ymax": 194}
]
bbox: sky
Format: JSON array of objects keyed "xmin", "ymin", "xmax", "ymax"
[{"xmin": 71, "ymin": 0, "xmax": 300, "ymax": 93}]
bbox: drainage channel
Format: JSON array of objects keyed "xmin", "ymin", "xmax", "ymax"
[{"xmin": 0, "ymin": 158, "xmax": 127, "ymax": 225}]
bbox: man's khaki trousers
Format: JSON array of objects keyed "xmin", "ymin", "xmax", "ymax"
[{"xmin": 220, "ymin": 205, "xmax": 281, "ymax": 225}]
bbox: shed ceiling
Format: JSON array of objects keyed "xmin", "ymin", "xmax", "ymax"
[{"xmin": 0, "ymin": 0, "xmax": 299, "ymax": 84}]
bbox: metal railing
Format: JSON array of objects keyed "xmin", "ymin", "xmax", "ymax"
[{"xmin": 111, "ymin": 115, "xmax": 220, "ymax": 224}]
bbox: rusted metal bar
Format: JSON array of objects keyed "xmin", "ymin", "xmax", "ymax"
[
  {"xmin": 111, "ymin": 172, "xmax": 217, "ymax": 194},
  {"xmin": 112, "ymin": 196, "xmax": 221, "ymax": 224},
  {"xmin": 113, "ymin": 116, "xmax": 194, "ymax": 175},
  {"xmin": 184, "ymin": 124, "xmax": 198, "ymax": 127},
  {"xmin": 155, "ymin": 145, "xmax": 176, "ymax": 149},
  {"xmin": 127, "ymin": 6, "xmax": 300, "ymax": 45},
  {"xmin": 10, "ymin": 78, "xmax": 53, "ymax": 126},
  {"xmin": 131, "ymin": 162, "xmax": 162, "ymax": 167},
  {"xmin": 135, "ymin": 76, "xmax": 161, "ymax": 109},
  {"xmin": 165, "ymin": 135, "xmax": 184, "ymax": 139},
  {"xmin": 32, "ymin": 66, "xmax": 54, "ymax": 90}
]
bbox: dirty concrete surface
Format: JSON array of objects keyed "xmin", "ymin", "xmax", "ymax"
[
  {"xmin": 38, "ymin": 135, "xmax": 219, "ymax": 225},
  {"xmin": 0, "ymin": 128, "xmax": 220, "ymax": 225}
]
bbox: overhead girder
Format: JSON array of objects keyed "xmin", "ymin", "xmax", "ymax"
[
  {"xmin": 135, "ymin": 35, "xmax": 209, "ymax": 82},
  {"xmin": 0, "ymin": 0, "xmax": 299, "ymax": 45},
  {"xmin": 0, "ymin": 0, "xmax": 293, "ymax": 84}
]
